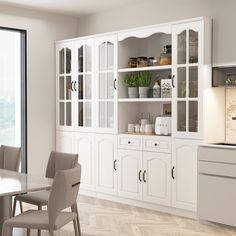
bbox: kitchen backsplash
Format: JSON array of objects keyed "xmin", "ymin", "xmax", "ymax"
[{"xmin": 226, "ymin": 88, "xmax": 236, "ymax": 142}]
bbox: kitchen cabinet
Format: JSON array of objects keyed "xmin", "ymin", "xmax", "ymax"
[
  {"xmin": 95, "ymin": 134, "xmax": 118, "ymax": 195},
  {"xmin": 118, "ymin": 149, "xmax": 142, "ymax": 200},
  {"xmin": 74, "ymin": 133, "xmax": 95, "ymax": 191},
  {"xmin": 56, "ymin": 131, "xmax": 74, "ymax": 153},
  {"xmin": 95, "ymin": 35, "xmax": 118, "ymax": 134},
  {"xmin": 172, "ymin": 138, "xmax": 198, "ymax": 211}
]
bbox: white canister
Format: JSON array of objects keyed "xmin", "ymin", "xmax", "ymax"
[
  {"xmin": 127, "ymin": 124, "xmax": 135, "ymax": 133},
  {"xmin": 134, "ymin": 124, "xmax": 140, "ymax": 133},
  {"xmin": 140, "ymin": 124, "xmax": 145, "ymax": 133},
  {"xmin": 145, "ymin": 124, "xmax": 153, "ymax": 134}
]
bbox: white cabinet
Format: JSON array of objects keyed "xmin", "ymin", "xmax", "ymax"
[
  {"xmin": 95, "ymin": 35, "xmax": 118, "ymax": 134},
  {"xmin": 74, "ymin": 133, "xmax": 95, "ymax": 191},
  {"xmin": 95, "ymin": 134, "xmax": 118, "ymax": 195},
  {"xmin": 56, "ymin": 131, "xmax": 74, "ymax": 153},
  {"xmin": 143, "ymin": 152, "xmax": 171, "ymax": 206},
  {"xmin": 118, "ymin": 150, "xmax": 142, "ymax": 200},
  {"xmin": 172, "ymin": 138, "xmax": 198, "ymax": 211}
]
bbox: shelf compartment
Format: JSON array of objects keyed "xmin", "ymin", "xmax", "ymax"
[
  {"xmin": 118, "ymin": 65, "xmax": 172, "ymax": 73},
  {"xmin": 118, "ymin": 98, "xmax": 172, "ymax": 102}
]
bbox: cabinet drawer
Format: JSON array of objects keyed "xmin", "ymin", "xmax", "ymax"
[
  {"xmin": 143, "ymin": 136, "xmax": 171, "ymax": 153},
  {"xmin": 118, "ymin": 135, "xmax": 142, "ymax": 150}
]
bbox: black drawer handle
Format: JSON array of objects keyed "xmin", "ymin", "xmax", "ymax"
[
  {"xmin": 171, "ymin": 166, "xmax": 175, "ymax": 179},
  {"xmin": 154, "ymin": 143, "xmax": 158, "ymax": 146},
  {"xmin": 128, "ymin": 141, "xmax": 131, "ymax": 144},
  {"xmin": 139, "ymin": 170, "xmax": 142, "ymax": 182},
  {"xmin": 143, "ymin": 170, "xmax": 146, "ymax": 183}
]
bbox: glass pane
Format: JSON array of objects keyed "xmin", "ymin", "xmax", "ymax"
[
  {"xmin": 99, "ymin": 73, "xmax": 106, "ymax": 99},
  {"xmin": 177, "ymin": 68, "xmax": 186, "ymax": 98},
  {"xmin": 107, "ymin": 42, "xmax": 114, "ymax": 70},
  {"xmin": 66, "ymin": 48, "xmax": 71, "ymax": 74},
  {"xmin": 78, "ymin": 102, "xmax": 83, "ymax": 126},
  {"xmin": 59, "ymin": 102, "xmax": 64, "ymax": 125},
  {"xmin": 107, "ymin": 72, "xmax": 114, "ymax": 99},
  {"xmin": 99, "ymin": 43, "xmax": 106, "ymax": 71},
  {"xmin": 178, "ymin": 30, "xmax": 186, "ymax": 64},
  {"xmin": 189, "ymin": 67, "xmax": 198, "ymax": 98},
  {"xmin": 78, "ymin": 46, "xmax": 84, "ymax": 73},
  {"xmin": 85, "ymin": 74, "xmax": 91, "ymax": 99},
  {"xmin": 99, "ymin": 102, "xmax": 105, "ymax": 128},
  {"xmin": 107, "ymin": 101, "xmax": 114, "ymax": 128},
  {"xmin": 189, "ymin": 30, "xmax": 198, "ymax": 63},
  {"xmin": 59, "ymin": 49, "xmax": 64, "ymax": 74},
  {"xmin": 78, "ymin": 75, "xmax": 83, "ymax": 99},
  {"xmin": 66, "ymin": 76, "xmax": 72, "ymax": 100},
  {"xmin": 177, "ymin": 101, "xmax": 186, "ymax": 132},
  {"xmin": 189, "ymin": 101, "xmax": 198, "ymax": 132},
  {"xmin": 85, "ymin": 102, "xmax": 92, "ymax": 127},
  {"xmin": 59, "ymin": 76, "xmax": 64, "ymax": 100},
  {"xmin": 66, "ymin": 102, "xmax": 71, "ymax": 126},
  {"xmin": 85, "ymin": 45, "xmax": 92, "ymax": 72}
]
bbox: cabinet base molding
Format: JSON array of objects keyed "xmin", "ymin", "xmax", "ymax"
[{"xmin": 79, "ymin": 190, "xmax": 197, "ymax": 220}]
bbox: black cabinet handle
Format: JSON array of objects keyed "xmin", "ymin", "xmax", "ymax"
[
  {"xmin": 74, "ymin": 81, "xmax": 77, "ymax": 92},
  {"xmin": 171, "ymin": 166, "xmax": 175, "ymax": 179},
  {"xmin": 128, "ymin": 141, "xmax": 131, "ymax": 144},
  {"xmin": 71, "ymin": 81, "xmax": 74, "ymax": 92},
  {"xmin": 154, "ymin": 143, "xmax": 158, "ymax": 146},
  {"xmin": 139, "ymin": 170, "xmax": 142, "ymax": 182},
  {"xmin": 114, "ymin": 160, "xmax": 117, "ymax": 171},
  {"xmin": 143, "ymin": 170, "xmax": 147, "ymax": 183},
  {"xmin": 114, "ymin": 78, "xmax": 117, "ymax": 90},
  {"xmin": 172, "ymin": 75, "xmax": 175, "ymax": 88}
]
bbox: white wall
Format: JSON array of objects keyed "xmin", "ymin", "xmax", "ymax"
[
  {"xmin": 0, "ymin": 5, "xmax": 78, "ymax": 176},
  {"xmin": 77, "ymin": 0, "xmax": 236, "ymax": 65}
]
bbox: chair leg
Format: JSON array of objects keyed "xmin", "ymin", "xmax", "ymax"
[
  {"xmin": 73, "ymin": 218, "xmax": 79, "ymax": 236},
  {"xmin": 37, "ymin": 205, "xmax": 42, "ymax": 236},
  {"xmin": 48, "ymin": 229, "xmax": 54, "ymax": 236},
  {"xmin": 20, "ymin": 201, "xmax": 23, "ymax": 213},
  {"xmin": 73, "ymin": 203, "xmax": 81, "ymax": 236},
  {"xmin": 12, "ymin": 198, "xmax": 17, "ymax": 216},
  {"xmin": 27, "ymin": 228, "xmax": 30, "ymax": 236}
]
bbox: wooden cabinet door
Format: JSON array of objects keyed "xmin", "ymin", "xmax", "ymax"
[
  {"xmin": 56, "ymin": 131, "xmax": 74, "ymax": 153},
  {"xmin": 172, "ymin": 138, "xmax": 198, "ymax": 211},
  {"xmin": 95, "ymin": 134, "xmax": 117, "ymax": 195},
  {"xmin": 74, "ymin": 132, "xmax": 95, "ymax": 191},
  {"xmin": 118, "ymin": 149, "xmax": 142, "ymax": 201},
  {"xmin": 143, "ymin": 151, "xmax": 171, "ymax": 206}
]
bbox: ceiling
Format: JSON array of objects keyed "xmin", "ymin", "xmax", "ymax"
[{"xmin": 0, "ymin": 0, "xmax": 144, "ymax": 16}]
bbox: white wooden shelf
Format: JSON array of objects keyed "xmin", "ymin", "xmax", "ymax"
[
  {"xmin": 118, "ymin": 65, "xmax": 172, "ymax": 73},
  {"xmin": 118, "ymin": 98, "xmax": 172, "ymax": 102}
]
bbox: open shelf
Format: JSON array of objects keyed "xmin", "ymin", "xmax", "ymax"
[
  {"xmin": 118, "ymin": 98, "xmax": 172, "ymax": 102},
  {"xmin": 118, "ymin": 65, "xmax": 172, "ymax": 73}
]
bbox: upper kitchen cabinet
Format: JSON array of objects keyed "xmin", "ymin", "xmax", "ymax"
[
  {"xmin": 56, "ymin": 39, "xmax": 95, "ymax": 132},
  {"xmin": 56, "ymin": 42, "xmax": 74, "ymax": 131},
  {"xmin": 172, "ymin": 19, "xmax": 211, "ymax": 139},
  {"xmin": 95, "ymin": 35, "xmax": 118, "ymax": 134}
]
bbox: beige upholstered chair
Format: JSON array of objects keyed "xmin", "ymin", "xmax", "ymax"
[
  {"xmin": 2, "ymin": 165, "xmax": 82, "ymax": 236},
  {"xmin": 0, "ymin": 145, "xmax": 21, "ymax": 172},
  {"xmin": 13, "ymin": 151, "xmax": 80, "ymax": 236}
]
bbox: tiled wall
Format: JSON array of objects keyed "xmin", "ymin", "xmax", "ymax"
[{"xmin": 226, "ymin": 88, "xmax": 236, "ymax": 142}]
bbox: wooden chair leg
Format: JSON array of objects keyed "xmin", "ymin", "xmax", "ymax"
[
  {"xmin": 49, "ymin": 229, "xmax": 54, "ymax": 236},
  {"xmin": 74, "ymin": 203, "xmax": 81, "ymax": 236},
  {"xmin": 37, "ymin": 205, "xmax": 42, "ymax": 236},
  {"xmin": 27, "ymin": 228, "xmax": 30, "ymax": 236},
  {"xmin": 20, "ymin": 201, "xmax": 23, "ymax": 213},
  {"xmin": 73, "ymin": 218, "xmax": 79, "ymax": 236},
  {"xmin": 12, "ymin": 198, "xmax": 17, "ymax": 216}
]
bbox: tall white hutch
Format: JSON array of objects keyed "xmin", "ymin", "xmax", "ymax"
[{"xmin": 56, "ymin": 17, "xmax": 213, "ymax": 216}]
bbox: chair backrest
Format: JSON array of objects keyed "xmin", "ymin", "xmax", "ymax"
[
  {"xmin": 0, "ymin": 145, "xmax": 21, "ymax": 171},
  {"xmin": 45, "ymin": 151, "xmax": 78, "ymax": 179},
  {"xmin": 48, "ymin": 164, "xmax": 81, "ymax": 230}
]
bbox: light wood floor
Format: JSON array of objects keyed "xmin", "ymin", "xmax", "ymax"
[{"xmin": 13, "ymin": 195, "xmax": 236, "ymax": 236}]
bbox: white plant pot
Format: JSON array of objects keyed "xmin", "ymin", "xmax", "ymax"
[
  {"xmin": 139, "ymin": 87, "xmax": 149, "ymax": 98},
  {"xmin": 128, "ymin": 87, "xmax": 138, "ymax": 98}
]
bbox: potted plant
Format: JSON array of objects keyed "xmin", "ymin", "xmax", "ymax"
[
  {"xmin": 137, "ymin": 71, "xmax": 151, "ymax": 98},
  {"xmin": 123, "ymin": 73, "xmax": 139, "ymax": 98}
]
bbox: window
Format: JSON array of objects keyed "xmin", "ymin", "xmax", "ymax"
[{"xmin": 0, "ymin": 27, "xmax": 27, "ymax": 172}]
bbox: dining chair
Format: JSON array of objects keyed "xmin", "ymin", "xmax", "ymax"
[
  {"xmin": 12, "ymin": 151, "xmax": 80, "ymax": 236},
  {"xmin": 0, "ymin": 145, "xmax": 21, "ymax": 172},
  {"xmin": 2, "ymin": 164, "xmax": 82, "ymax": 236}
]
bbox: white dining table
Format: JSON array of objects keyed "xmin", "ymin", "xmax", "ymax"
[{"xmin": 0, "ymin": 169, "xmax": 52, "ymax": 236}]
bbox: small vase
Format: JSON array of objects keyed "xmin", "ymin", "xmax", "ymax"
[
  {"xmin": 139, "ymin": 87, "xmax": 149, "ymax": 98},
  {"xmin": 128, "ymin": 87, "xmax": 138, "ymax": 98}
]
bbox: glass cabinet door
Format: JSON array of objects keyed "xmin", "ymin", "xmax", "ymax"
[
  {"xmin": 173, "ymin": 22, "xmax": 201, "ymax": 137},
  {"xmin": 96, "ymin": 36, "xmax": 117, "ymax": 133},
  {"xmin": 75, "ymin": 40, "xmax": 94, "ymax": 131},
  {"xmin": 57, "ymin": 45, "xmax": 73, "ymax": 129}
]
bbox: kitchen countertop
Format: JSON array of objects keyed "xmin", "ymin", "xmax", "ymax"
[{"xmin": 199, "ymin": 143, "xmax": 236, "ymax": 149}]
